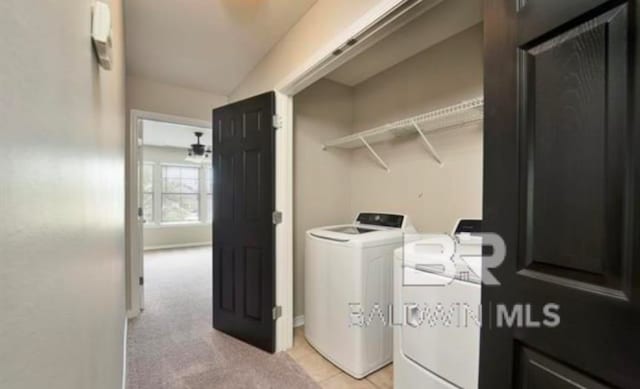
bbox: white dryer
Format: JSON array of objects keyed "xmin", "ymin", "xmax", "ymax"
[
  {"xmin": 305, "ymin": 213, "xmax": 416, "ymax": 379},
  {"xmin": 393, "ymin": 219, "xmax": 483, "ymax": 389}
]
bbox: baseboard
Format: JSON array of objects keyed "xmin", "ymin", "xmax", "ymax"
[
  {"xmin": 144, "ymin": 242, "xmax": 211, "ymax": 251},
  {"xmin": 293, "ymin": 315, "xmax": 305, "ymax": 328},
  {"xmin": 122, "ymin": 316, "xmax": 128, "ymax": 389}
]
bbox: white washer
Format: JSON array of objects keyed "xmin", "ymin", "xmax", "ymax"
[
  {"xmin": 305, "ymin": 213, "xmax": 416, "ymax": 379},
  {"xmin": 393, "ymin": 219, "xmax": 482, "ymax": 389}
]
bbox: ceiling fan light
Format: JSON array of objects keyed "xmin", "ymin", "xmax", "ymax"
[{"xmin": 186, "ymin": 131, "xmax": 211, "ymax": 164}]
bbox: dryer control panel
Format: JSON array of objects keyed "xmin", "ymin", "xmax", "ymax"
[{"xmin": 453, "ymin": 219, "xmax": 482, "ymax": 235}]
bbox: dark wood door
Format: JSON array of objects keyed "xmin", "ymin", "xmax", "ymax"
[
  {"xmin": 481, "ymin": 0, "xmax": 640, "ymax": 387},
  {"xmin": 212, "ymin": 92, "xmax": 277, "ymax": 353}
]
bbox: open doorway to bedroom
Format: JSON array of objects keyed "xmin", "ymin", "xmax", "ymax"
[
  {"xmin": 138, "ymin": 117, "xmax": 214, "ymax": 328},
  {"xmin": 126, "ymin": 113, "xmax": 215, "ymax": 387},
  {"xmin": 127, "ymin": 112, "xmax": 213, "ymax": 317}
]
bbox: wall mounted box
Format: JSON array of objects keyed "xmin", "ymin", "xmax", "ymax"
[{"xmin": 92, "ymin": 1, "xmax": 112, "ymax": 70}]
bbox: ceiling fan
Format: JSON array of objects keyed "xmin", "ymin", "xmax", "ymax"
[{"xmin": 185, "ymin": 131, "xmax": 212, "ymax": 164}]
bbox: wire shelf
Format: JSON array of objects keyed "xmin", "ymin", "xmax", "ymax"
[
  {"xmin": 322, "ymin": 97, "xmax": 483, "ymax": 150},
  {"xmin": 321, "ymin": 97, "xmax": 483, "ymax": 171}
]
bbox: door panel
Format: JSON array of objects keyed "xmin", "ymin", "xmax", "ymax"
[
  {"xmin": 515, "ymin": 346, "xmax": 611, "ymax": 389},
  {"xmin": 244, "ymin": 247, "xmax": 263, "ymax": 320},
  {"xmin": 482, "ymin": 0, "xmax": 640, "ymax": 388},
  {"xmin": 220, "ymin": 248, "xmax": 235, "ymax": 312},
  {"xmin": 244, "ymin": 149, "xmax": 262, "ymax": 221},
  {"xmin": 518, "ymin": 3, "xmax": 630, "ymax": 293},
  {"xmin": 212, "ymin": 92, "xmax": 276, "ymax": 353}
]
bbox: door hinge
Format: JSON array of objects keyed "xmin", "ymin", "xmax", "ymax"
[
  {"xmin": 272, "ymin": 306, "xmax": 282, "ymax": 320},
  {"xmin": 138, "ymin": 207, "xmax": 143, "ymax": 217},
  {"xmin": 272, "ymin": 114, "xmax": 283, "ymax": 129},
  {"xmin": 272, "ymin": 211, "xmax": 283, "ymax": 225},
  {"xmin": 139, "ymin": 276, "xmax": 144, "ymax": 286}
]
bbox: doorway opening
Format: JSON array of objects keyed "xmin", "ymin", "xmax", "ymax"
[
  {"xmin": 127, "ymin": 110, "xmax": 320, "ymax": 387},
  {"xmin": 127, "ymin": 111, "xmax": 212, "ymax": 316},
  {"xmin": 282, "ymin": 0, "xmax": 483, "ymax": 385}
]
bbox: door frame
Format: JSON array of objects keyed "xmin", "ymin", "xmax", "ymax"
[
  {"xmin": 272, "ymin": 92, "xmax": 294, "ymax": 351},
  {"xmin": 272, "ymin": 0, "xmax": 435, "ymax": 351},
  {"xmin": 126, "ymin": 109, "xmax": 211, "ymax": 318}
]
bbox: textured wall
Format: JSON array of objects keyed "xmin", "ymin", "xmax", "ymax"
[
  {"xmin": 350, "ymin": 24, "xmax": 484, "ymax": 233},
  {"xmin": 0, "ymin": 1, "xmax": 127, "ymax": 388},
  {"xmin": 293, "ymin": 79, "xmax": 354, "ymax": 317}
]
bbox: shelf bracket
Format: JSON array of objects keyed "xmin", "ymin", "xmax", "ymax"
[
  {"xmin": 412, "ymin": 122, "xmax": 444, "ymax": 166},
  {"xmin": 359, "ymin": 136, "xmax": 390, "ymax": 172}
]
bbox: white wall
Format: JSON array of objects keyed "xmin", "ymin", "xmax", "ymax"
[
  {"xmin": 350, "ymin": 24, "xmax": 484, "ymax": 233},
  {"xmin": 0, "ymin": 1, "xmax": 126, "ymax": 388},
  {"xmin": 293, "ymin": 79, "xmax": 354, "ymax": 316},
  {"xmin": 230, "ymin": 0, "xmax": 389, "ymax": 101},
  {"xmin": 142, "ymin": 146, "xmax": 212, "ymax": 250},
  {"xmin": 126, "ymin": 75, "xmax": 228, "ymax": 121}
]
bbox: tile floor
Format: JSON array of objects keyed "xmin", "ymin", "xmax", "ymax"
[{"xmin": 287, "ymin": 327, "xmax": 394, "ymax": 389}]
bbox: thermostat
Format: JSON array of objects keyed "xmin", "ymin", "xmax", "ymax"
[{"xmin": 92, "ymin": 1, "xmax": 113, "ymax": 70}]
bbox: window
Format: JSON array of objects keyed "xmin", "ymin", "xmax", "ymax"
[
  {"xmin": 143, "ymin": 161, "xmax": 212, "ymax": 226},
  {"xmin": 142, "ymin": 163, "xmax": 154, "ymax": 222},
  {"xmin": 161, "ymin": 165, "xmax": 200, "ymax": 223},
  {"xmin": 207, "ymin": 167, "xmax": 213, "ymax": 222}
]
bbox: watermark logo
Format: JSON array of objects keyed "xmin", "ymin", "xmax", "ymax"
[
  {"xmin": 401, "ymin": 232, "xmax": 506, "ymax": 287},
  {"xmin": 348, "ymin": 302, "xmax": 560, "ymax": 329},
  {"xmin": 368, "ymin": 232, "xmax": 561, "ymax": 329}
]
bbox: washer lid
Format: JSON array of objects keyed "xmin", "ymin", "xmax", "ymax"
[
  {"xmin": 325, "ymin": 226, "xmax": 378, "ymax": 235},
  {"xmin": 306, "ymin": 212, "xmax": 416, "ymax": 245},
  {"xmin": 307, "ymin": 224, "xmax": 404, "ymax": 245}
]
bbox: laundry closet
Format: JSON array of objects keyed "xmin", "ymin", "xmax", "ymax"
[{"xmin": 292, "ymin": 0, "xmax": 484, "ymax": 319}]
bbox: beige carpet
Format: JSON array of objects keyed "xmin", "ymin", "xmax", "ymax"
[{"xmin": 126, "ymin": 246, "xmax": 318, "ymax": 389}]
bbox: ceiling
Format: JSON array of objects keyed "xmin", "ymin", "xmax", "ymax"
[
  {"xmin": 326, "ymin": 0, "xmax": 482, "ymax": 87},
  {"xmin": 142, "ymin": 119, "xmax": 211, "ymax": 149},
  {"xmin": 125, "ymin": 0, "xmax": 317, "ymax": 96}
]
